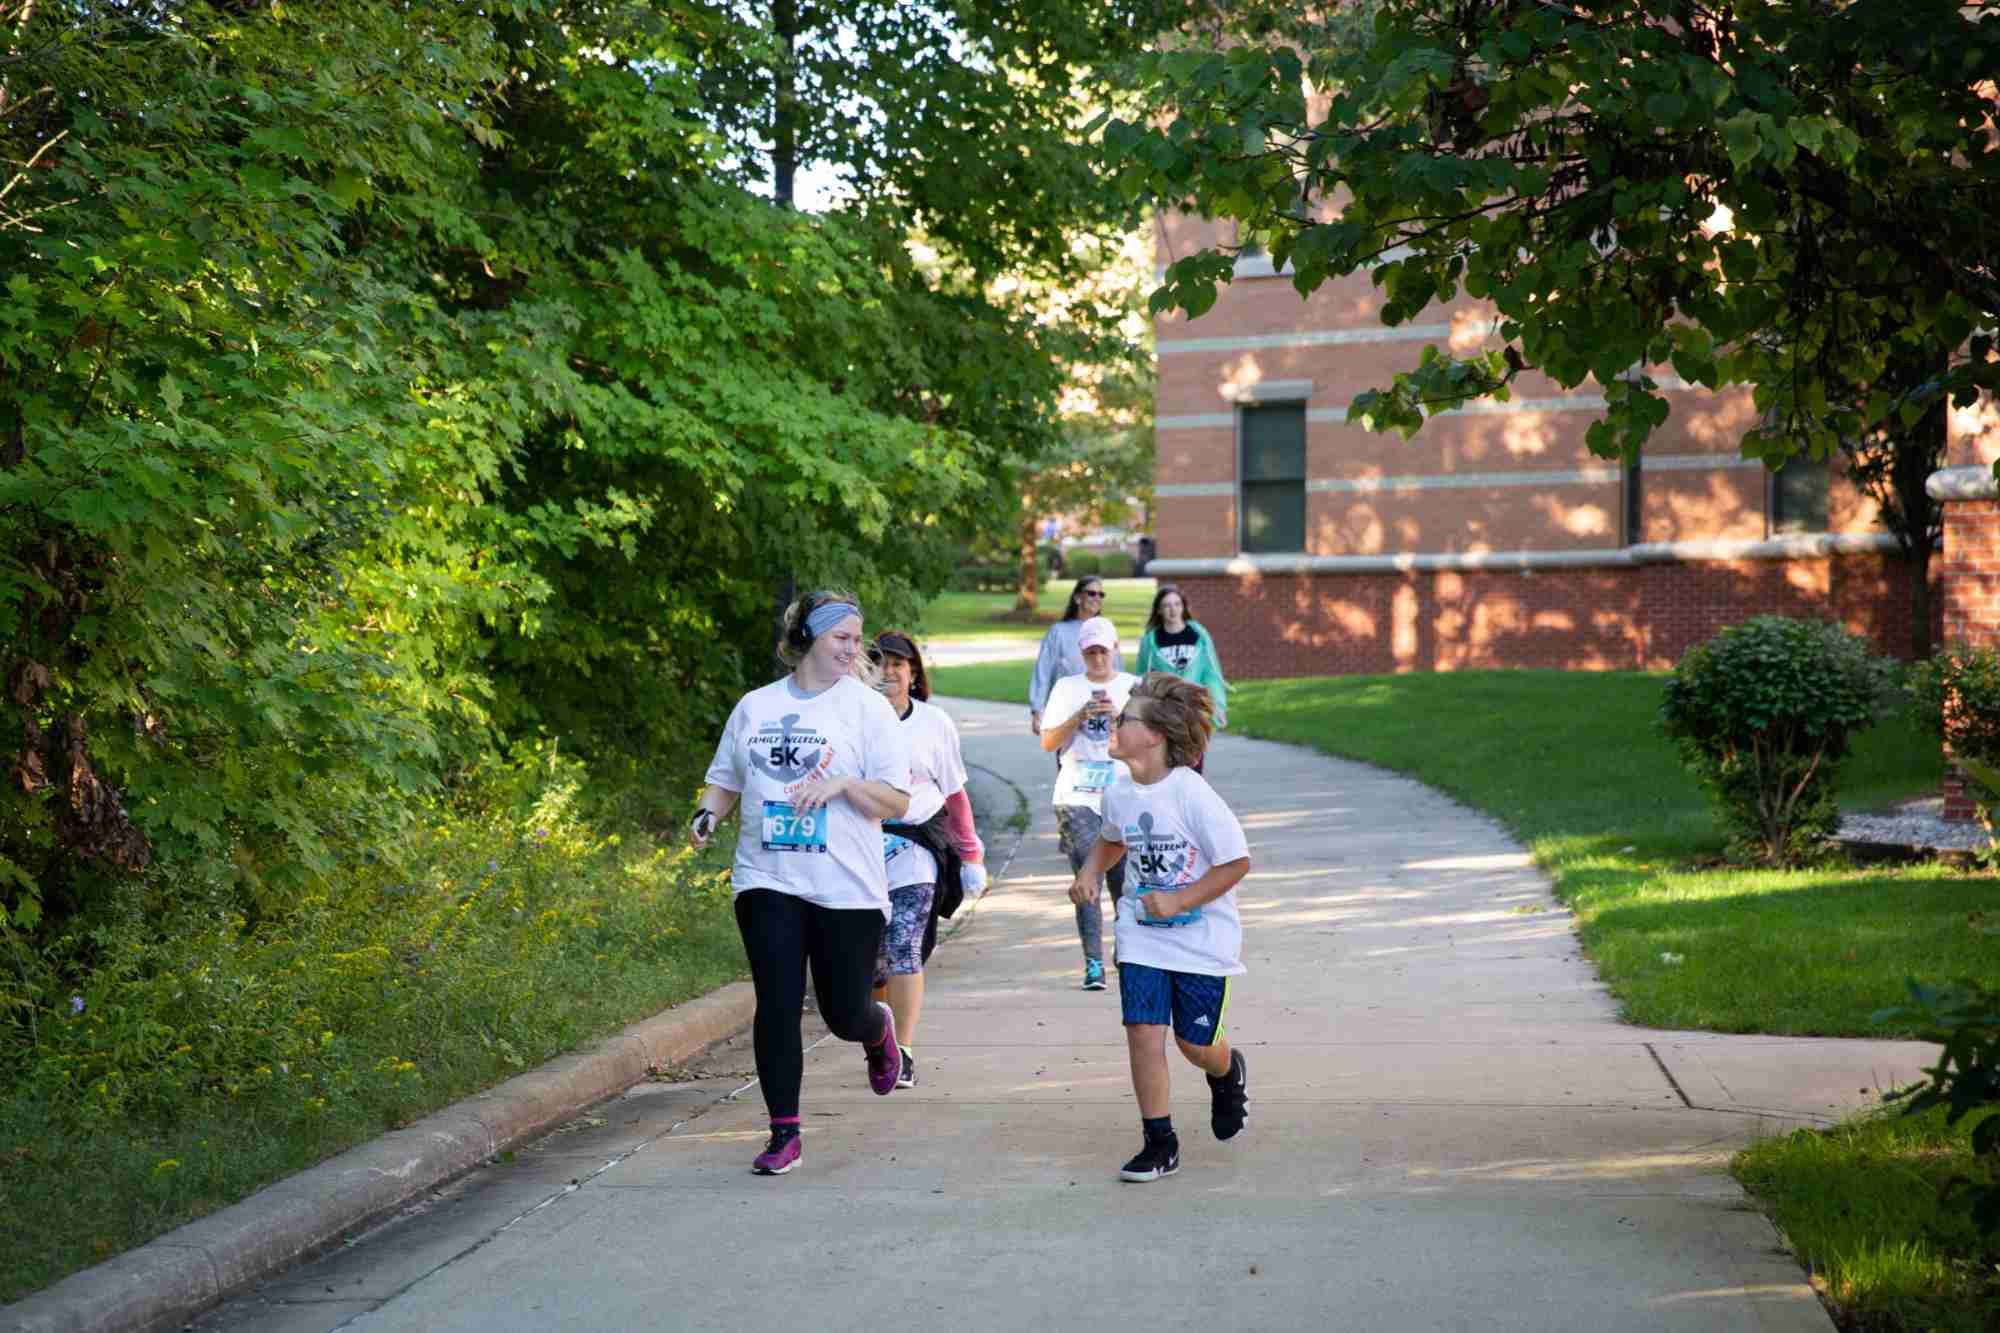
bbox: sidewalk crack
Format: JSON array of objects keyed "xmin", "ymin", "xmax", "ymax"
[{"xmin": 1643, "ymin": 1042, "xmax": 1695, "ymax": 1109}]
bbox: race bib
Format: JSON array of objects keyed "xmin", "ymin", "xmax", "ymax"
[
  {"xmin": 1055, "ymin": 757, "xmax": 1117, "ymax": 810},
  {"xmin": 761, "ymin": 801, "xmax": 828, "ymax": 854},
  {"xmin": 1131, "ymin": 888, "xmax": 1201, "ymax": 928},
  {"xmin": 1072, "ymin": 760, "xmax": 1115, "ymax": 793}
]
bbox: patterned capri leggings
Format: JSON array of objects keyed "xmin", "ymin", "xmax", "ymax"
[{"xmin": 874, "ymin": 882, "xmax": 936, "ymax": 986}]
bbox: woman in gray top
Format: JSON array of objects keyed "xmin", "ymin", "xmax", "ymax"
[{"xmin": 1028, "ymin": 577, "xmax": 1123, "ymax": 735}]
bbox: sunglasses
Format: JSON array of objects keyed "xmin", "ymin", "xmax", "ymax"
[{"xmin": 1080, "ymin": 588, "xmax": 1105, "ymax": 599}]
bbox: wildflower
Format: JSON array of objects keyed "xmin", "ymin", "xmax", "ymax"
[
  {"xmin": 487, "ymin": 860, "xmax": 498, "ymax": 872},
  {"xmin": 154, "ymin": 1159, "xmax": 181, "ymax": 1174},
  {"xmin": 1659, "ymin": 951, "xmax": 1685, "ymax": 966},
  {"xmin": 279, "ymin": 1063, "xmax": 289, "ymax": 1074},
  {"xmin": 69, "ymin": 994, "xmax": 84, "ymax": 1015},
  {"xmin": 534, "ymin": 828, "xmax": 548, "ymax": 842}
]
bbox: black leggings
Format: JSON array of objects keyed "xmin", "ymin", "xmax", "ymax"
[{"xmin": 734, "ymin": 888, "xmax": 890, "ymax": 1120}]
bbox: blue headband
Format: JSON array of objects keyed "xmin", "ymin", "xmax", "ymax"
[{"xmin": 805, "ymin": 601, "xmax": 861, "ymax": 639}]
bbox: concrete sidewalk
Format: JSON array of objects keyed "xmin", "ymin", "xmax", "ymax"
[{"xmin": 179, "ymin": 697, "xmax": 1932, "ymax": 1332}]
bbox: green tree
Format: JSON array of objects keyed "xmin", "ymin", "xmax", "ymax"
[
  {"xmin": 679, "ymin": 0, "xmax": 1178, "ymax": 623},
  {"xmin": 1103, "ymin": 1, "xmax": 2000, "ymax": 494},
  {"xmin": 1838, "ymin": 344, "xmax": 1948, "ymax": 657},
  {"xmin": 0, "ymin": 2, "xmax": 533, "ymax": 934},
  {"xmin": 986, "ymin": 227, "xmax": 1158, "ymax": 612},
  {"xmin": 0, "ymin": 0, "xmax": 1177, "ymax": 949}
]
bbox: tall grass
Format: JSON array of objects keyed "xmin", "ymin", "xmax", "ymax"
[{"xmin": 1, "ymin": 751, "xmax": 744, "ymax": 1301}]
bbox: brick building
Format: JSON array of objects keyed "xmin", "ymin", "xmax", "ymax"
[{"xmin": 1147, "ymin": 213, "xmax": 1995, "ymax": 678}]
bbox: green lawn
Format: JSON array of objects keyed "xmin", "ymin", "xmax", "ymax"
[
  {"xmin": 1734, "ymin": 1108, "xmax": 1998, "ymax": 1332},
  {"xmin": 929, "ymin": 663, "xmax": 1995, "ymax": 1037},
  {"xmin": 916, "ymin": 579, "xmax": 1154, "ymax": 645}
]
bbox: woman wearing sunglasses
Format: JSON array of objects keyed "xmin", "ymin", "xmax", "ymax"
[
  {"xmin": 866, "ymin": 630, "xmax": 987, "ymax": 1089},
  {"xmin": 1027, "ymin": 577, "xmax": 1123, "ymax": 738}
]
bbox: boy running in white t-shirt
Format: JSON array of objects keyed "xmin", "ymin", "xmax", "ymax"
[{"xmin": 1068, "ymin": 672, "xmax": 1250, "ymax": 1182}]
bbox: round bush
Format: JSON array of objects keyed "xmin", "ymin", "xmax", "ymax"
[
  {"xmin": 1659, "ymin": 616, "xmax": 1895, "ymax": 864},
  {"xmin": 1909, "ymin": 647, "xmax": 2000, "ymax": 763}
]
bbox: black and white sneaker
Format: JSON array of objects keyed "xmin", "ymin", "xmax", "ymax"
[
  {"xmin": 1208, "ymin": 1049, "xmax": 1248, "ymax": 1141},
  {"xmin": 1119, "ymin": 1134, "xmax": 1180, "ymax": 1183},
  {"xmin": 895, "ymin": 1046, "xmax": 916, "ymax": 1090}
]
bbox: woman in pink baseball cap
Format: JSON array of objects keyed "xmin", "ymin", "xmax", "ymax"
[{"xmin": 1038, "ymin": 615, "xmax": 1139, "ymax": 991}]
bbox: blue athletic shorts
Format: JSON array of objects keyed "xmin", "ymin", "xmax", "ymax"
[{"xmin": 1119, "ymin": 961, "xmax": 1231, "ymax": 1047}]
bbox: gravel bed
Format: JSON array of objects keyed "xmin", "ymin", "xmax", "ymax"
[{"xmin": 1837, "ymin": 798, "xmax": 1990, "ymax": 852}]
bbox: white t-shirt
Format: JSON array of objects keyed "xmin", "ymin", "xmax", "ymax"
[
  {"xmin": 1103, "ymin": 766, "xmax": 1250, "ymax": 977},
  {"xmin": 704, "ymin": 675, "xmax": 912, "ymax": 915},
  {"xmin": 883, "ymin": 698, "xmax": 968, "ymax": 890},
  {"xmin": 1044, "ymin": 671, "xmax": 1138, "ymax": 812}
]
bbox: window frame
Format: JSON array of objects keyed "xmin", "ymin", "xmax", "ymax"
[
  {"xmin": 1767, "ymin": 453, "xmax": 1832, "ymax": 537},
  {"xmin": 1622, "ymin": 456, "xmax": 1643, "ymax": 546},
  {"xmin": 1235, "ymin": 398, "xmax": 1309, "ymax": 555}
]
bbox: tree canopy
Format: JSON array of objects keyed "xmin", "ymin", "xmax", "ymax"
[
  {"xmin": 1104, "ymin": 0, "xmax": 2000, "ymax": 466},
  {"xmin": 0, "ymin": 0, "xmax": 1167, "ymax": 942}
]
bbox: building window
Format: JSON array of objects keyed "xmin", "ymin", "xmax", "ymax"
[
  {"xmin": 1239, "ymin": 401, "xmax": 1306, "ymax": 553},
  {"xmin": 1769, "ymin": 454, "xmax": 1830, "ymax": 535},
  {"xmin": 1622, "ymin": 457, "xmax": 1642, "ymax": 546}
]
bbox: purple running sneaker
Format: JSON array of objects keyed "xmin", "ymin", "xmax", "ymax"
[
  {"xmin": 864, "ymin": 1002, "xmax": 901, "ymax": 1095},
  {"xmin": 752, "ymin": 1128, "xmax": 801, "ymax": 1176}
]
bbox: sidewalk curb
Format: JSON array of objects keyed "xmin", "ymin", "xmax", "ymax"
[{"xmin": 4, "ymin": 982, "xmax": 757, "ymax": 1333}]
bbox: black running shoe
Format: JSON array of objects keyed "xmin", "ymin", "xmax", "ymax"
[
  {"xmin": 895, "ymin": 1046, "xmax": 916, "ymax": 1089},
  {"xmin": 1119, "ymin": 1134, "xmax": 1180, "ymax": 1183},
  {"xmin": 1208, "ymin": 1049, "xmax": 1248, "ymax": 1141}
]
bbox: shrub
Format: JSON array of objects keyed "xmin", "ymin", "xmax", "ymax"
[
  {"xmin": 1877, "ymin": 980, "xmax": 2000, "ymax": 1237},
  {"xmin": 1659, "ymin": 616, "xmax": 1896, "ymax": 863},
  {"xmin": 949, "ymin": 562, "xmax": 1020, "ymax": 592},
  {"xmin": 1096, "ymin": 550, "xmax": 1134, "ymax": 578},
  {"xmin": 1909, "ymin": 646, "xmax": 2000, "ymax": 765},
  {"xmin": 1063, "ymin": 549, "xmax": 1101, "ymax": 577},
  {"xmin": 1908, "ymin": 647, "xmax": 2000, "ymax": 851}
]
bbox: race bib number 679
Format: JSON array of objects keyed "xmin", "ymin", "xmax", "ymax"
[{"xmin": 762, "ymin": 801, "xmax": 828, "ymax": 853}]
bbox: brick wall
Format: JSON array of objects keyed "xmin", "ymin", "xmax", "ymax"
[
  {"xmin": 1171, "ymin": 551, "xmax": 1936, "ymax": 680},
  {"xmin": 1933, "ymin": 487, "xmax": 2000, "ymax": 818}
]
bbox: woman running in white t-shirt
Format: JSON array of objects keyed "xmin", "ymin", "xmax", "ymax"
[
  {"xmin": 867, "ymin": 629, "xmax": 987, "ymax": 1090},
  {"xmin": 1039, "ymin": 615, "xmax": 1138, "ymax": 991},
  {"xmin": 689, "ymin": 591, "xmax": 913, "ymax": 1176}
]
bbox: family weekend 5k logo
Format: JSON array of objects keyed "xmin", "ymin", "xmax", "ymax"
[
  {"xmin": 749, "ymin": 713, "xmax": 830, "ymax": 786},
  {"xmin": 1130, "ymin": 812, "xmax": 1201, "ymax": 926}
]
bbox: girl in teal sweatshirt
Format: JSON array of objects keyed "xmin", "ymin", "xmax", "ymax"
[{"xmin": 1134, "ymin": 584, "xmax": 1228, "ymax": 729}]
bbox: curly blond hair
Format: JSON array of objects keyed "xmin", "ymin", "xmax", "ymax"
[{"xmin": 1124, "ymin": 672, "xmax": 1215, "ymax": 769}]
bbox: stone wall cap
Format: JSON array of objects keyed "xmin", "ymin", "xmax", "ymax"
[
  {"xmin": 1927, "ymin": 465, "xmax": 2000, "ymax": 502},
  {"xmin": 1147, "ymin": 532, "xmax": 1900, "ymax": 578}
]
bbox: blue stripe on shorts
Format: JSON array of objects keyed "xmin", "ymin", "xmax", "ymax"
[{"xmin": 1118, "ymin": 961, "xmax": 1229, "ymax": 1046}]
